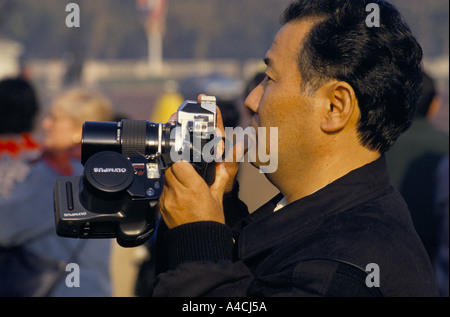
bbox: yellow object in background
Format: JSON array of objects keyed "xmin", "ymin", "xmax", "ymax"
[{"xmin": 150, "ymin": 80, "xmax": 184, "ymax": 123}]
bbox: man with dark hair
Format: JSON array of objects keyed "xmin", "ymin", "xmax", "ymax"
[{"xmin": 153, "ymin": 0, "xmax": 438, "ymax": 296}]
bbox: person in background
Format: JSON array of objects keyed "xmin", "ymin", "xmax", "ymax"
[
  {"xmin": 0, "ymin": 77, "xmax": 46, "ymax": 297},
  {"xmin": 40, "ymin": 89, "xmax": 112, "ymax": 176},
  {"xmin": 0, "ymin": 78, "xmax": 41, "ymax": 201},
  {"xmin": 433, "ymin": 155, "xmax": 449, "ymax": 296},
  {"xmin": 150, "ymin": 80, "xmax": 184, "ymax": 123},
  {"xmin": 386, "ymin": 72, "xmax": 449, "ymax": 262},
  {"xmin": 0, "ymin": 87, "xmax": 114, "ymax": 296}
]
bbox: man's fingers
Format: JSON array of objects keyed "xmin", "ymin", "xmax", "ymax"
[
  {"xmin": 210, "ymin": 162, "xmax": 229, "ymax": 200},
  {"xmin": 170, "ymin": 160, "xmax": 205, "ymax": 188},
  {"xmin": 197, "ymin": 93, "xmax": 224, "ymax": 132},
  {"xmin": 168, "ymin": 112, "xmax": 177, "ymax": 122},
  {"xmin": 163, "ymin": 162, "xmax": 193, "ymax": 190},
  {"xmin": 197, "ymin": 93, "xmax": 206, "ymax": 103}
]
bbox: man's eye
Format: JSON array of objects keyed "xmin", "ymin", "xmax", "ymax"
[{"xmin": 265, "ymin": 74, "xmax": 273, "ymax": 82}]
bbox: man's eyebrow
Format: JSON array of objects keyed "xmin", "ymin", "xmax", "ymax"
[{"xmin": 263, "ymin": 56, "xmax": 278, "ymax": 76}]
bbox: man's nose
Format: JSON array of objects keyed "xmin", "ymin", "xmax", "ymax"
[{"xmin": 244, "ymin": 83, "xmax": 263, "ymax": 115}]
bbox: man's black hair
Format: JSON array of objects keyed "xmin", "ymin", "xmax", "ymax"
[
  {"xmin": 0, "ymin": 77, "xmax": 40, "ymax": 134},
  {"xmin": 283, "ymin": 0, "xmax": 423, "ymax": 153}
]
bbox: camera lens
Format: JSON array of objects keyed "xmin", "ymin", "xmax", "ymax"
[
  {"xmin": 82, "ymin": 121, "xmax": 121, "ymax": 165},
  {"xmin": 121, "ymin": 120, "xmax": 147, "ymax": 157},
  {"xmin": 84, "ymin": 151, "xmax": 134, "ymax": 193},
  {"xmin": 80, "ymin": 151, "xmax": 135, "ymax": 214},
  {"xmin": 81, "ymin": 120, "xmax": 175, "ymax": 165}
]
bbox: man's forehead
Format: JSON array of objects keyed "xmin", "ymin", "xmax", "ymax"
[
  {"xmin": 264, "ymin": 23, "xmax": 301, "ymax": 68},
  {"xmin": 265, "ymin": 19, "xmax": 317, "ymax": 66}
]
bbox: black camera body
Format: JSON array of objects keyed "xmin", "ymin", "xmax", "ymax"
[{"xmin": 54, "ymin": 96, "xmax": 217, "ymax": 247}]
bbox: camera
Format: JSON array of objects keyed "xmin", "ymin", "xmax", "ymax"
[{"xmin": 53, "ymin": 96, "xmax": 218, "ymax": 247}]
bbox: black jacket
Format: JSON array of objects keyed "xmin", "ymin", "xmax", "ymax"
[{"xmin": 153, "ymin": 156, "xmax": 439, "ymax": 296}]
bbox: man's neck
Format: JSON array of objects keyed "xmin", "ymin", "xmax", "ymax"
[{"xmin": 269, "ymin": 149, "xmax": 381, "ymax": 205}]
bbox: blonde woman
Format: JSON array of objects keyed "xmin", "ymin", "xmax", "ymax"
[{"xmin": 41, "ymin": 88, "xmax": 113, "ymax": 175}]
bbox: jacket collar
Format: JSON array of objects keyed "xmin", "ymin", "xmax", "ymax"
[{"xmin": 238, "ymin": 155, "xmax": 391, "ymax": 260}]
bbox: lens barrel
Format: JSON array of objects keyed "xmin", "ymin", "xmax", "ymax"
[{"xmin": 81, "ymin": 120, "xmax": 174, "ymax": 165}]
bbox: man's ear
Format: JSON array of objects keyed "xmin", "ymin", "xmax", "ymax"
[{"xmin": 320, "ymin": 81, "xmax": 358, "ymax": 133}]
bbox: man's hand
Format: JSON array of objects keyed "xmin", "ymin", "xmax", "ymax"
[
  {"xmin": 159, "ymin": 94, "xmax": 240, "ymax": 229},
  {"xmin": 199, "ymin": 94, "xmax": 245, "ymax": 193},
  {"xmin": 167, "ymin": 94, "xmax": 245, "ymax": 193},
  {"xmin": 159, "ymin": 160, "xmax": 229, "ymax": 229}
]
